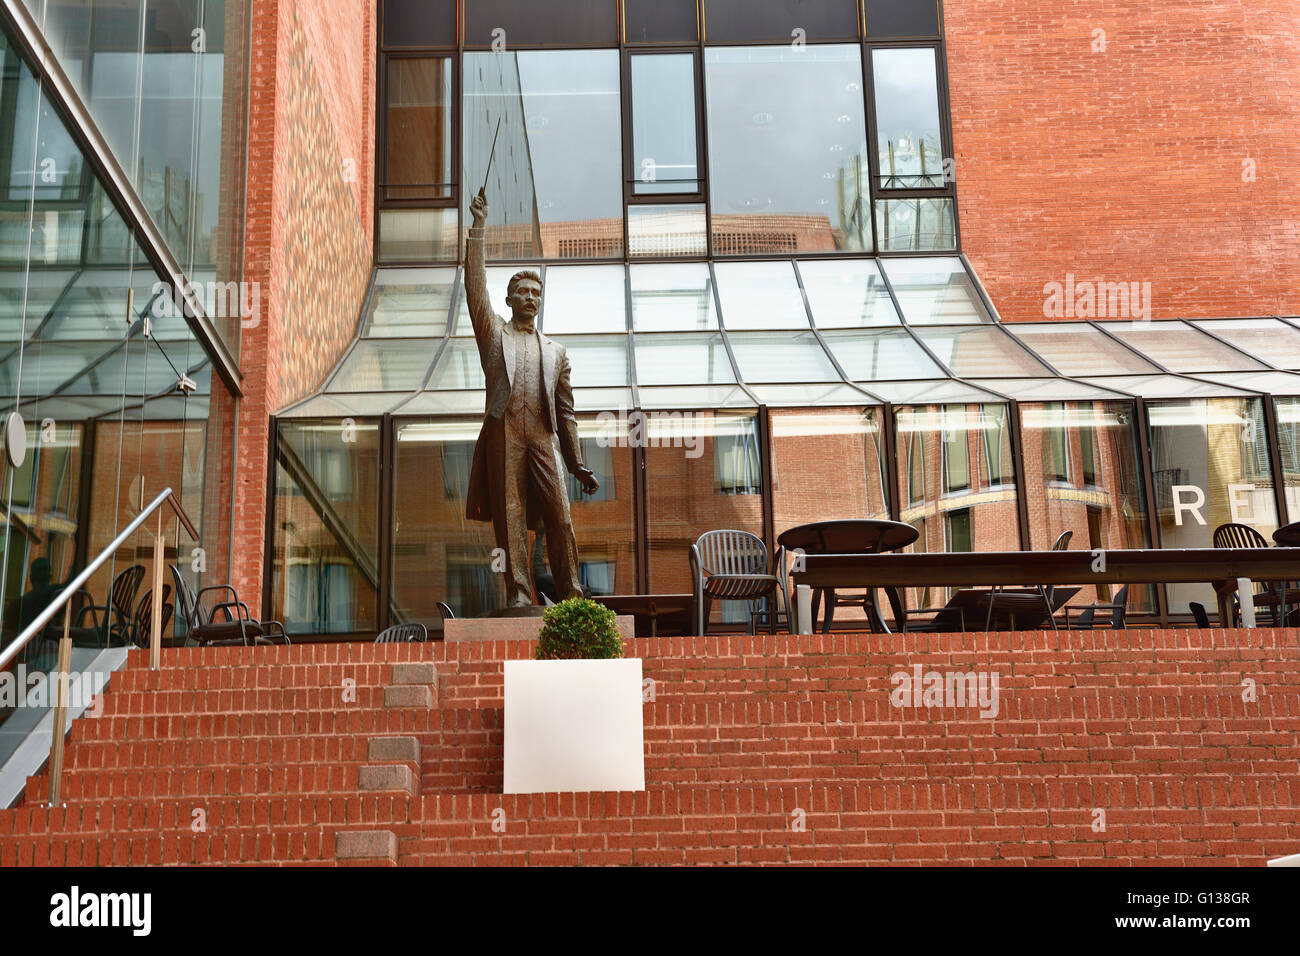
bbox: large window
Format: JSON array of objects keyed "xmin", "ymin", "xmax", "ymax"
[
  {"xmin": 1148, "ymin": 398, "xmax": 1278, "ymax": 613},
  {"xmin": 705, "ymin": 45, "xmax": 870, "ymax": 255},
  {"xmin": 384, "ymin": 57, "xmax": 453, "ymax": 202},
  {"xmin": 628, "ymin": 53, "xmax": 699, "ymax": 197}
]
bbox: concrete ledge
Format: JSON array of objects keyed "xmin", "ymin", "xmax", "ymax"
[
  {"xmin": 391, "ymin": 662, "xmax": 437, "ymax": 685},
  {"xmin": 358, "ymin": 764, "xmax": 416, "ymax": 794},
  {"xmin": 368, "ymin": 736, "xmax": 420, "ymax": 763},
  {"xmin": 336, "ymin": 830, "xmax": 397, "ymax": 863},
  {"xmin": 445, "ymin": 614, "xmax": 635, "ymax": 644},
  {"xmin": 384, "ymin": 685, "xmax": 433, "ymax": 709}
]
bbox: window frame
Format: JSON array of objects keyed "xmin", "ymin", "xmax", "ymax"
[{"xmin": 621, "ymin": 47, "xmax": 707, "ymax": 206}]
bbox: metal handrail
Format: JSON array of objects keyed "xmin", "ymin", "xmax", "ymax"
[{"xmin": 0, "ymin": 487, "xmax": 197, "ymax": 672}]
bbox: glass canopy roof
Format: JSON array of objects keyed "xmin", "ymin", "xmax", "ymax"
[{"xmin": 279, "ymin": 257, "xmax": 1300, "ymax": 417}]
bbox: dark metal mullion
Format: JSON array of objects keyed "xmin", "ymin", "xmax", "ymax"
[
  {"xmin": 1006, "ymin": 399, "xmax": 1032, "ymax": 551},
  {"xmin": 859, "ymin": 25, "xmax": 881, "ymax": 255},
  {"xmin": 633, "ymin": 438, "xmax": 649, "ymax": 594},
  {"xmin": 261, "ymin": 415, "xmax": 278, "ymax": 621},
  {"xmin": 376, "ymin": 412, "xmax": 395, "ymax": 633},
  {"xmin": 759, "ymin": 403, "xmax": 775, "ymax": 561},
  {"xmin": 1262, "ymin": 396, "xmax": 1290, "ymax": 528},
  {"xmin": 623, "ymin": 262, "xmax": 640, "ymax": 408},
  {"xmin": 1132, "ymin": 398, "xmax": 1171, "ymax": 625},
  {"xmin": 959, "ymin": 253, "xmax": 1002, "ymax": 323},
  {"xmin": 696, "ymin": 30, "xmax": 713, "ymax": 256},
  {"xmin": 881, "ymin": 402, "xmax": 901, "ymax": 521},
  {"xmin": 72, "ymin": 418, "xmax": 96, "ymax": 585},
  {"xmin": 708, "ymin": 260, "xmax": 760, "ymax": 404}
]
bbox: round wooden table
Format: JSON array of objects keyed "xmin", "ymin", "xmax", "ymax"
[
  {"xmin": 777, "ymin": 519, "xmax": 919, "ymax": 633},
  {"xmin": 1272, "ymin": 522, "xmax": 1300, "ymax": 547}
]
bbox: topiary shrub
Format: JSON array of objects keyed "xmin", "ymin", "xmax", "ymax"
[{"xmin": 535, "ymin": 597, "xmax": 623, "ymax": 660}]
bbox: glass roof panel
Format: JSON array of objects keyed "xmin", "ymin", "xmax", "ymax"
[
  {"xmin": 880, "ymin": 257, "xmax": 993, "ymax": 324},
  {"xmin": 549, "ymin": 334, "xmax": 631, "ymax": 387},
  {"xmin": 637, "ymin": 384, "xmax": 756, "ymax": 408},
  {"xmin": 540, "ymin": 265, "xmax": 628, "ymax": 334},
  {"xmin": 0, "ymin": 341, "xmax": 113, "ymax": 395},
  {"xmin": 727, "ymin": 331, "xmax": 839, "ymax": 383},
  {"xmin": 968, "ymin": 377, "xmax": 1131, "ymax": 401},
  {"xmin": 911, "ymin": 325, "xmax": 1052, "ymax": 377},
  {"xmin": 574, "ymin": 387, "xmax": 633, "ymax": 411},
  {"xmin": 1002, "ymin": 322, "xmax": 1159, "ymax": 375},
  {"xmin": 1191, "ymin": 318, "xmax": 1300, "ymax": 369},
  {"xmin": 628, "ymin": 263, "xmax": 719, "ymax": 331},
  {"xmin": 714, "ymin": 261, "xmax": 810, "ymax": 330},
  {"xmin": 798, "ymin": 258, "xmax": 900, "ymax": 327},
  {"xmin": 393, "ymin": 390, "xmax": 486, "ymax": 416},
  {"xmin": 1195, "ymin": 371, "xmax": 1300, "ymax": 395},
  {"xmin": 0, "ymin": 268, "xmax": 74, "ymax": 341},
  {"xmin": 427, "ymin": 339, "xmax": 486, "ymax": 390},
  {"xmin": 1077, "ymin": 374, "xmax": 1254, "ymax": 398},
  {"xmin": 749, "ymin": 382, "xmax": 880, "ymax": 406},
  {"xmin": 329, "ymin": 340, "xmax": 437, "ymax": 392},
  {"xmin": 1099, "ymin": 321, "xmax": 1266, "ymax": 373},
  {"xmin": 279, "ymin": 393, "xmax": 402, "ymax": 418},
  {"xmin": 451, "ymin": 264, "xmax": 543, "ymax": 335},
  {"xmin": 634, "ymin": 332, "xmax": 736, "ymax": 385},
  {"xmin": 362, "ymin": 268, "xmax": 457, "ymax": 338},
  {"xmin": 820, "ymin": 327, "xmax": 944, "ymax": 380},
  {"xmin": 869, "ymin": 379, "xmax": 1004, "ymax": 404}
]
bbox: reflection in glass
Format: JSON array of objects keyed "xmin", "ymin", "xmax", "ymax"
[
  {"xmin": 377, "ymin": 208, "xmax": 459, "ymax": 262},
  {"xmin": 798, "ymin": 259, "xmax": 900, "ymax": 327},
  {"xmin": 1002, "ymin": 323, "xmax": 1160, "ymax": 376},
  {"xmin": 330, "ymin": 341, "xmax": 436, "ymax": 392},
  {"xmin": 705, "ymin": 45, "xmax": 869, "ymax": 255},
  {"xmin": 647, "ymin": 413, "xmax": 764, "ymax": 622},
  {"xmin": 385, "ymin": 57, "xmax": 453, "ymax": 201},
  {"xmin": 628, "ymin": 205, "xmax": 707, "ymax": 257},
  {"xmin": 1275, "ymin": 397, "xmax": 1300, "ymax": 520},
  {"xmin": 1147, "ymin": 398, "xmax": 1278, "ymax": 613},
  {"xmin": 631, "ymin": 54, "xmax": 698, "ymax": 195},
  {"xmin": 1101, "ymin": 322, "xmax": 1266, "ymax": 374},
  {"xmin": 464, "ymin": 51, "xmax": 622, "ymax": 260},
  {"xmin": 1194, "ymin": 319, "xmax": 1300, "ymax": 369},
  {"xmin": 873, "ymin": 48, "xmax": 944, "ymax": 188},
  {"xmin": 272, "ymin": 421, "xmax": 381, "ymax": 634},
  {"xmin": 865, "ymin": 0, "xmax": 941, "ymax": 37},
  {"xmin": 875, "ymin": 198, "xmax": 956, "ymax": 251},
  {"xmin": 549, "ymin": 335, "xmax": 631, "ymax": 388},
  {"xmin": 881, "ymin": 258, "xmax": 992, "ymax": 324}
]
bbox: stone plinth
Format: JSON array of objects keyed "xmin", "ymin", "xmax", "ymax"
[{"xmin": 443, "ymin": 614, "xmax": 635, "ymax": 643}]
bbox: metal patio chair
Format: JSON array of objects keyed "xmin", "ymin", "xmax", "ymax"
[
  {"xmin": 1064, "ymin": 584, "xmax": 1129, "ymax": 630},
  {"xmin": 123, "ymin": 586, "xmax": 173, "ymax": 648},
  {"xmin": 170, "ymin": 565, "xmax": 290, "ymax": 646},
  {"xmin": 690, "ymin": 530, "xmax": 789, "ymax": 635},
  {"xmin": 375, "ymin": 623, "xmax": 428, "ymax": 643}
]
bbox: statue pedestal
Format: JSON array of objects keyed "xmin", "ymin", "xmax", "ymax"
[{"xmin": 443, "ymin": 613, "xmax": 635, "ymax": 643}]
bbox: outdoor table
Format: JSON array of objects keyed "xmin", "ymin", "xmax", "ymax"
[
  {"xmin": 777, "ymin": 519, "xmax": 919, "ymax": 634},
  {"xmin": 1272, "ymin": 522, "xmax": 1300, "ymax": 547}
]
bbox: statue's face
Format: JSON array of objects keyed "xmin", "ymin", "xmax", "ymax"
[{"xmin": 507, "ymin": 279, "xmax": 542, "ymax": 322}]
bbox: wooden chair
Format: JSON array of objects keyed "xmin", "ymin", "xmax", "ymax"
[
  {"xmin": 123, "ymin": 586, "xmax": 173, "ymax": 648},
  {"xmin": 1212, "ymin": 523, "xmax": 1288, "ymax": 625},
  {"xmin": 76, "ymin": 564, "xmax": 146, "ymax": 647},
  {"xmin": 690, "ymin": 530, "xmax": 789, "ymax": 635}
]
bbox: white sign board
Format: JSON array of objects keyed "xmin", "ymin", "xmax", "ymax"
[{"xmin": 503, "ymin": 658, "xmax": 645, "ymax": 794}]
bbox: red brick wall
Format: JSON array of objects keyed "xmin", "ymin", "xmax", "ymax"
[
  {"xmin": 235, "ymin": 0, "xmax": 377, "ymax": 605},
  {"xmin": 944, "ymin": 0, "xmax": 1300, "ymax": 321},
  {"xmin": 2, "ymin": 628, "xmax": 1297, "ymax": 865}
]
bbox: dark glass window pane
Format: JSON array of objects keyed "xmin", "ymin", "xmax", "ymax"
[
  {"xmin": 706, "ymin": 45, "xmax": 869, "ymax": 254},
  {"xmin": 705, "ymin": 0, "xmax": 859, "ymax": 43},
  {"xmin": 383, "ymin": 0, "xmax": 457, "ymax": 48},
  {"xmin": 873, "ymin": 48, "xmax": 944, "ymax": 189},
  {"xmin": 386, "ymin": 57, "xmax": 453, "ymax": 200},
  {"xmin": 865, "ymin": 0, "xmax": 940, "ymax": 37},
  {"xmin": 625, "ymin": 0, "xmax": 698, "ymax": 43},
  {"xmin": 631, "ymin": 54, "xmax": 699, "ymax": 195},
  {"xmin": 946, "ymin": 508, "xmax": 972, "ymax": 552},
  {"xmin": 465, "ymin": 0, "xmax": 618, "ymax": 47}
]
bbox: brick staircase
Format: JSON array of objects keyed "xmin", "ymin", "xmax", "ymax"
[{"xmin": 2, "ymin": 628, "xmax": 1298, "ymax": 865}]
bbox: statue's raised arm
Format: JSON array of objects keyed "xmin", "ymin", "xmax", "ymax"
[{"xmin": 466, "ymin": 192, "xmax": 494, "ymax": 353}]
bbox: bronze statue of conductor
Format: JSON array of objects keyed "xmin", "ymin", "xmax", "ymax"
[{"xmin": 464, "ymin": 192, "xmax": 599, "ymax": 607}]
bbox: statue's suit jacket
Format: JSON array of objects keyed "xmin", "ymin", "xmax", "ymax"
[{"xmin": 464, "ymin": 227, "xmax": 584, "ymax": 525}]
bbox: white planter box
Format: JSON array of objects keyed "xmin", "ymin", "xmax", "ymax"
[{"xmin": 503, "ymin": 658, "xmax": 645, "ymax": 794}]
